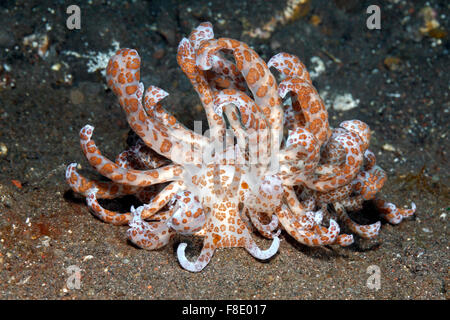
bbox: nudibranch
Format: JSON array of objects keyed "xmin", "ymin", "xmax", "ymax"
[{"xmin": 66, "ymin": 22, "xmax": 415, "ymax": 272}]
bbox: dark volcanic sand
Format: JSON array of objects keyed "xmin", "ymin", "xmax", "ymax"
[{"xmin": 0, "ymin": 0, "xmax": 448, "ymax": 299}]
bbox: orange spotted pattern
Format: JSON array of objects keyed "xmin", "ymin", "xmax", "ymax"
[{"xmin": 66, "ymin": 22, "xmax": 415, "ymax": 272}]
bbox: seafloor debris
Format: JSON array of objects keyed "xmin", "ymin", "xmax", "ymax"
[
  {"xmin": 244, "ymin": 0, "xmax": 311, "ymax": 39},
  {"xmin": 22, "ymin": 33, "xmax": 50, "ymax": 58}
]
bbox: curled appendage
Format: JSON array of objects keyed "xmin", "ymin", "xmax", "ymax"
[
  {"xmin": 312, "ymin": 221, "xmax": 350, "ymax": 246},
  {"xmin": 79, "ymin": 125, "xmax": 183, "ymax": 187},
  {"xmin": 151, "ymin": 208, "xmax": 176, "ymax": 222},
  {"xmin": 143, "ymin": 85, "xmax": 207, "ymax": 147},
  {"xmin": 206, "ymin": 54, "xmax": 247, "ymax": 92},
  {"xmin": 86, "ymin": 188, "xmax": 131, "ymax": 225},
  {"xmin": 334, "ymin": 203, "xmax": 380, "ymax": 239},
  {"xmin": 190, "ymin": 23, "xmax": 243, "ymax": 91},
  {"xmin": 340, "ymin": 196, "xmax": 364, "ymax": 211},
  {"xmin": 213, "ymin": 89, "xmax": 269, "ymax": 131},
  {"xmin": 222, "ymin": 106, "xmax": 247, "ymax": 152},
  {"xmin": 340, "ymin": 120, "xmax": 371, "ymax": 151},
  {"xmin": 283, "ymin": 100, "xmax": 305, "ymax": 131},
  {"xmin": 168, "ymin": 191, "xmax": 206, "ymax": 235},
  {"xmin": 282, "ymin": 189, "xmax": 317, "ymax": 229},
  {"xmin": 318, "ymin": 133, "xmax": 346, "ymax": 167},
  {"xmin": 177, "ymin": 242, "xmax": 215, "ymax": 272},
  {"xmin": 299, "ymin": 128, "xmax": 365, "ymax": 192},
  {"xmin": 278, "ymin": 77, "xmax": 330, "ymax": 146},
  {"xmin": 140, "ymin": 181, "xmax": 183, "ymax": 219},
  {"xmin": 194, "ymin": 23, "xmax": 245, "ymax": 91},
  {"xmin": 66, "ymin": 163, "xmax": 141, "ymax": 199},
  {"xmin": 311, "ymin": 209, "xmax": 323, "ymax": 225},
  {"xmin": 268, "ymin": 52, "xmax": 312, "ymax": 83},
  {"xmin": 245, "ymin": 236, "xmax": 280, "ymax": 260},
  {"xmin": 107, "ymin": 48, "xmax": 193, "ymax": 162},
  {"xmin": 255, "ymin": 174, "xmax": 284, "ymax": 213},
  {"xmin": 247, "ymin": 209, "xmax": 280, "ymax": 239},
  {"xmin": 298, "ymin": 195, "xmax": 316, "ymax": 212},
  {"xmin": 400, "ymin": 202, "xmax": 416, "ymax": 218},
  {"xmin": 142, "ymin": 85, "xmax": 169, "ymax": 119},
  {"xmin": 240, "ymin": 207, "xmax": 253, "ymax": 229},
  {"xmin": 295, "ymin": 210, "xmax": 316, "ymax": 230},
  {"xmin": 135, "ymin": 186, "xmax": 160, "ymax": 204},
  {"xmin": 115, "ymin": 145, "xmax": 166, "ymax": 176},
  {"xmin": 127, "ymin": 206, "xmax": 175, "ymax": 250},
  {"xmin": 276, "ymin": 206, "xmax": 340, "ymax": 246},
  {"xmin": 306, "ymin": 120, "xmax": 370, "ymax": 191},
  {"xmin": 129, "ymin": 140, "xmax": 170, "ymax": 169},
  {"xmin": 279, "ymin": 127, "xmax": 320, "ymax": 181},
  {"xmin": 334, "ymin": 234, "xmax": 354, "ymax": 246},
  {"xmin": 214, "ymin": 88, "xmax": 271, "ymax": 161},
  {"xmin": 188, "ymin": 21, "xmax": 214, "ymax": 50},
  {"xmin": 196, "ymin": 37, "xmax": 283, "ymax": 142},
  {"xmin": 374, "ymin": 199, "xmax": 416, "ymax": 224},
  {"xmin": 106, "ymin": 48, "xmax": 141, "ymax": 100},
  {"xmin": 352, "ymin": 165, "xmax": 386, "ymax": 200},
  {"xmin": 307, "ymin": 184, "xmax": 352, "ymax": 205},
  {"xmin": 115, "ymin": 150, "xmax": 132, "ymax": 168},
  {"xmin": 176, "ymin": 38, "xmax": 225, "ymax": 139},
  {"xmin": 363, "ymin": 149, "xmax": 376, "ymax": 171}
]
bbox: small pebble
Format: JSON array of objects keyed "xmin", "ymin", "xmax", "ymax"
[
  {"xmin": 382, "ymin": 143, "xmax": 396, "ymax": 152},
  {"xmin": 332, "ymin": 93, "xmax": 360, "ymax": 111},
  {"xmin": 310, "ymin": 14, "xmax": 321, "ymax": 26},
  {"xmin": 51, "ymin": 63, "xmax": 61, "ymax": 71},
  {"xmin": 40, "ymin": 236, "xmax": 51, "ymax": 247},
  {"xmin": 384, "ymin": 56, "xmax": 403, "ymax": 71},
  {"xmin": 82, "ymin": 255, "xmax": 94, "ymax": 262},
  {"xmin": 70, "ymin": 89, "xmax": 84, "ymax": 105},
  {"xmin": 0, "ymin": 142, "xmax": 7, "ymax": 158}
]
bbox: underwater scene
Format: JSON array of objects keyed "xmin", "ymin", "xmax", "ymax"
[{"xmin": 0, "ymin": 0, "xmax": 448, "ymax": 300}]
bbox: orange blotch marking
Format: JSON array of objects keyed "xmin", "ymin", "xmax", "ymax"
[
  {"xmin": 128, "ymin": 98, "xmax": 139, "ymax": 112},
  {"xmin": 149, "ymin": 170, "xmax": 159, "ymax": 179},
  {"xmin": 126, "ymin": 173, "xmax": 137, "ymax": 181},
  {"xmin": 217, "ymin": 39, "xmax": 228, "ymax": 49},
  {"xmin": 256, "ymin": 85, "xmax": 268, "ymax": 98},
  {"xmin": 229, "ymin": 39, "xmax": 240, "ymax": 48},
  {"xmin": 160, "ymin": 140, "xmax": 172, "ymax": 153},
  {"xmin": 243, "ymin": 50, "xmax": 252, "ymax": 62},
  {"xmin": 126, "ymin": 58, "xmax": 140, "ymax": 70},
  {"xmin": 348, "ymin": 155, "xmax": 355, "ymax": 166},
  {"xmin": 212, "ymin": 233, "xmax": 222, "ymax": 245},
  {"xmin": 246, "ymin": 68, "xmax": 259, "ymax": 85},
  {"xmin": 256, "ymin": 63, "xmax": 265, "ymax": 77},
  {"xmin": 138, "ymin": 110, "xmax": 146, "ymax": 122},
  {"xmin": 11, "ymin": 180, "xmax": 22, "ymax": 189},
  {"xmin": 101, "ymin": 163, "xmax": 115, "ymax": 174},
  {"xmin": 262, "ymin": 106, "xmax": 270, "ymax": 116},
  {"xmin": 168, "ymin": 116, "xmax": 177, "ymax": 125},
  {"xmin": 90, "ymin": 156, "xmax": 102, "ymax": 166},
  {"xmin": 118, "ymin": 73, "xmax": 126, "ymax": 84},
  {"xmin": 126, "ymin": 85, "xmax": 137, "ymax": 95}
]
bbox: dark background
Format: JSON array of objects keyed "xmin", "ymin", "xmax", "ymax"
[{"xmin": 0, "ymin": 0, "xmax": 448, "ymax": 299}]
